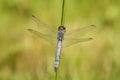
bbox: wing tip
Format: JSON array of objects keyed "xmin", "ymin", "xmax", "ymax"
[
  {"xmin": 88, "ymin": 38, "xmax": 93, "ymax": 40},
  {"xmin": 91, "ymin": 24, "xmax": 96, "ymax": 26},
  {"xmin": 90, "ymin": 24, "xmax": 96, "ymax": 28},
  {"xmin": 27, "ymin": 29, "xmax": 32, "ymax": 31},
  {"xmin": 32, "ymin": 15, "xmax": 35, "ymax": 18}
]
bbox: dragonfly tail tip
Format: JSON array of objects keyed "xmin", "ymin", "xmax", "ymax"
[{"xmin": 54, "ymin": 67, "xmax": 58, "ymax": 72}]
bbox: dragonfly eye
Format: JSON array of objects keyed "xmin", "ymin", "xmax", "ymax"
[{"xmin": 58, "ymin": 25, "xmax": 66, "ymax": 32}]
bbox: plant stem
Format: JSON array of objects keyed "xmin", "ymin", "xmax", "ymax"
[
  {"xmin": 55, "ymin": 0, "xmax": 65, "ymax": 80},
  {"xmin": 55, "ymin": 69, "xmax": 58, "ymax": 80},
  {"xmin": 61, "ymin": 0, "xmax": 65, "ymax": 25}
]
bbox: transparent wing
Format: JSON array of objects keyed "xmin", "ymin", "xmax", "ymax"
[
  {"xmin": 29, "ymin": 17, "xmax": 96, "ymax": 47},
  {"xmin": 63, "ymin": 38, "xmax": 93, "ymax": 47},
  {"xmin": 65, "ymin": 25, "xmax": 96, "ymax": 38},
  {"xmin": 28, "ymin": 29, "xmax": 57, "ymax": 44},
  {"xmin": 32, "ymin": 15, "xmax": 57, "ymax": 36}
]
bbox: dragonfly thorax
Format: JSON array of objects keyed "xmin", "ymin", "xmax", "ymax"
[{"xmin": 57, "ymin": 26, "xmax": 66, "ymax": 41}]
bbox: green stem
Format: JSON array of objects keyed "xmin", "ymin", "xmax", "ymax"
[
  {"xmin": 61, "ymin": 0, "xmax": 65, "ymax": 25},
  {"xmin": 55, "ymin": 69, "xmax": 58, "ymax": 80},
  {"xmin": 55, "ymin": 0, "xmax": 65, "ymax": 80}
]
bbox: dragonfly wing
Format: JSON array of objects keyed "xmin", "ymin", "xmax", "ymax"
[
  {"xmin": 62, "ymin": 38, "xmax": 93, "ymax": 47},
  {"xmin": 32, "ymin": 15, "xmax": 57, "ymax": 35},
  {"xmin": 65, "ymin": 25, "xmax": 96, "ymax": 38},
  {"xmin": 28, "ymin": 29, "xmax": 57, "ymax": 44}
]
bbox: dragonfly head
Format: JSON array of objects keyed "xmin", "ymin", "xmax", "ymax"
[{"xmin": 58, "ymin": 25, "xmax": 66, "ymax": 32}]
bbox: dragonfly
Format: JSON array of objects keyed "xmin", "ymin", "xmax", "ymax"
[{"xmin": 28, "ymin": 15, "xmax": 96, "ymax": 72}]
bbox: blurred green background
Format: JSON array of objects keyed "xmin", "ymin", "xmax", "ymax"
[{"xmin": 0, "ymin": 0, "xmax": 120, "ymax": 80}]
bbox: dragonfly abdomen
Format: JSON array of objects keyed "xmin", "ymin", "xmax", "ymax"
[{"xmin": 54, "ymin": 41, "xmax": 62, "ymax": 72}]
